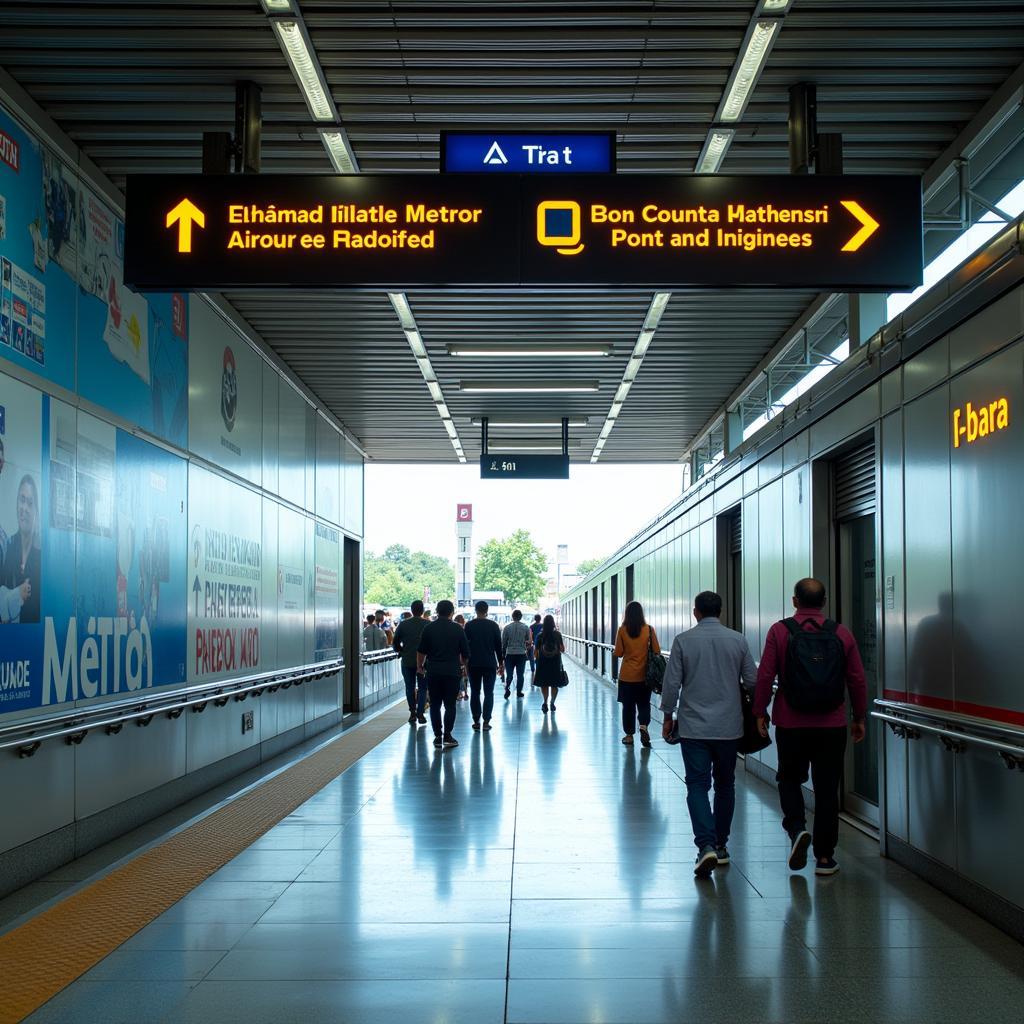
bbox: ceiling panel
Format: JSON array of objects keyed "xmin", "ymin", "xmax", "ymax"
[{"xmin": 2, "ymin": 0, "xmax": 1022, "ymax": 460}]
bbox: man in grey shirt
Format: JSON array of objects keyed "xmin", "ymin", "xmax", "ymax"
[
  {"xmin": 660, "ymin": 590, "xmax": 757, "ymax": 878},
  {"xmin": 501, "ymin": 610, "xmax": 532, "ymax": 699}
]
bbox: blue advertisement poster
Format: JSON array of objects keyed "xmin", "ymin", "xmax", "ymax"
[
  {"xmin": 0, "ymin": 371, "xmax": 187, "ymax": 716},
  {"xmin": 0, "ymin": 105, "xmax": 189, "ymax": 447},
  {"xmin": 0, "ymin": 107, "xmax": 77, "ymax": 390}
]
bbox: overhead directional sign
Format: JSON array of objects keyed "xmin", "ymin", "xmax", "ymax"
[
  {"xmin": 441, "ymin": 132, "xmax": 616, "ymax": 173},
  {"xmin": 480, "ymin": 454, "xmax": 571, "ymax": 480},
  {"xmin": 124, "ymin": 173, "xmax": 922, "ymax": 291}
]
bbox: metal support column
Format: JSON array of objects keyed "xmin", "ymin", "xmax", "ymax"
[
  {"xmin": 234, "ymin": 81, "xmax": 262, "ymax": 174},
  {"xmin": 848, "ymin": 293, "xmax": 888, "ymax": 348},
  {"xmin": 561, "ymin": 417, "xmax": 569, "ymax": 457}
]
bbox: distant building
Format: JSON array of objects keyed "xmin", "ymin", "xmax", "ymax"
[{"xmin": 455, "ymin": 503, "xmax": 473, "ymax": 606}]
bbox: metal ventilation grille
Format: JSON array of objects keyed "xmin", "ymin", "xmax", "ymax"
[
  {"xmin": 834, "ymin": 440, "xmax": 876, "ymax": 521},
  {"xmin": 728, "ymin": 509, "xmax": 742, "ymax": 555}
]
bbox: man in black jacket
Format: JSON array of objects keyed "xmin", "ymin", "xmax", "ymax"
[
  {"xmin": 417, "ymin": 599, "xmax": 470, "ymax": 749},
  {"xmin": 464, "ymin": 600, "xmax": 504, "ymax": 732}
]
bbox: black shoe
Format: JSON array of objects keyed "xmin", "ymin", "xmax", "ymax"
[
  {"xmin": 541, "ymin": 702, "xmax": 548, "ymax": 713},
  {"xmin": 443, "ymin": 735, "xmax": 459, "ymax": 749},
  {"xmin": 472, "ymin": 720, "xmax": 481, "ymax": 731},
  {"xmin": 417, "ymin": 714, "xmax": 427, "ymax": 725},
  {"xmin": 482, "ymin": 721, "xmax": 492, "ymax": 731},
  {"xmin": 433, "ymin": 736, "xmax": 443, "ymax": 749},
  {"xmin": 815, "ymin": 857, "xmax": 840, "ymax": 876},
  {"xmin": 638, "ymin": 727, "xmax": 651, "ymax": 748},
  {"xmin": 517, "ymin": 692, "xmax": 525, "ymax": 698},
  {"xmin": 715, "ymin": 846, "xmax": 730, "ymax": 865},
  {"xmin": 694, "ymin": 847, "xmax": 718, "ymax": 879},
  {"xmin": 408, "ymin": 711, "xmax": 416, "ymax": 724},
  {"xmin": 788, "ymin": 830, "xmax": 812, "ymax": 871},
  {"xmin": 504, "ymin": 687, "xmax": 511, "ymax": 700}
]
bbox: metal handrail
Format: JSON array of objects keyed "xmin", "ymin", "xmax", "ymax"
[
  {"xmin": 873, "ymin": 698, "xmax": 1024, "ymax": 743},
  {"xmin": 361, "ymin": 648, "xmax": 400, "ymax": 664},
  {"xmin": 871, "ymin": 701, "xmax": 1024, "ymax": 770},
  {"xmin": 0, "ymin": 658, "xmax": 344, "ymax": 757},
  {"xmin": 562, "ymin": 633, "xmax": 615, "ymax": 653}
]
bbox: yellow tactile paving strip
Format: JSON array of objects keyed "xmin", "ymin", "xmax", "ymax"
[{"xmin": 0, "ymin": 704, "xmax": 409, "ymax": 1024}]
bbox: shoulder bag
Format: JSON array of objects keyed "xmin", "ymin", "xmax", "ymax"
[{"xmin": 644, "ymin": 627, "xmax": 667, "ymax": 695}]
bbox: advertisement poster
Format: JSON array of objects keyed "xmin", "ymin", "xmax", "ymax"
[
  {"xmin": 0, "ymin": 105, "xmax": 188, "ymax": 443},
  {"xmin": 313, "ymin": 520, "xmax": 341, "ymax": 662},
  {"xmin": 0, "ymin": 108, "xmax": 77, "ymax": 389},
  {"xmin": 74, "ymin": 186, "xmax": 188, "ymax": 449},
  {"xmin": 0, "ymin": 372, "xmax": 186, "ymax": 716},
  {"xmin": 188, "ymin": 299, "xmax": 262, "ymax": 485},
  {"xmin": 0, "ymin": 373, "xmax": 44, "ymax": 712},
  {"xmin": 188, "ymin": 464, "xmax": 262, "ymax": 683}
]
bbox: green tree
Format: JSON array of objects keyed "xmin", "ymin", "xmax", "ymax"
[
  {"xmin": 577, "ymin": 556, "xmax": 605, "ymax": 577},
  {"xmin": 363, "ymin": 547, "xmax": 455, "ymax": 608},
  {"xmin": 475, "ymin": 529, "xmax": 548, "ymax": 607}
]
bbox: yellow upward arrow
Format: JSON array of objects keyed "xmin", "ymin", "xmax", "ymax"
[
  {"xmin": 166, "ymin": 198, "xmax": 206, "ymax": 253},
  {"xmin": 840, "ymin": 200, "xmax": 879, "ymax": 252}
]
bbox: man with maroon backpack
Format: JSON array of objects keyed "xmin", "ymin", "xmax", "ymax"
[{"xmin": 754, "ymin": 578, "xmax": 867, "ymax": 876}]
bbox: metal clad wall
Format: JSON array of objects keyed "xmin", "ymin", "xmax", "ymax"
[{"xmin": 881, "ymin": 410, "xmax": 909, "ymax": 842}]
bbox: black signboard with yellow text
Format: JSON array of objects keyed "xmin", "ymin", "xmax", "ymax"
[{"xmin": 124, "ymin": 174, "xmax": 922, "ymax": 291}]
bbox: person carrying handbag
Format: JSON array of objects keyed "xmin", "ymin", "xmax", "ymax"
[
  {"xmin": 613, "ymin": 601, "xmax": 660, "ymax": 748},
  {"xmin": 659, "ymin": 591, "xmax": 758, "ymax": 878},
  {"xmin": 531, "ymin": 614, "xmax": 566, "ymax": 713}
]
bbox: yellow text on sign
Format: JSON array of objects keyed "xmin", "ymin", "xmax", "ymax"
[{"xmin": 952, "ymin": 398, "xmax": 1009, "ymax": 448}]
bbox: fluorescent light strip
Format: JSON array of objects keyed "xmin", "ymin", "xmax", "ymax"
[
  {"xmin": 591, "ymin": 291, "xmax": 671, "ymax": 463},
  {"xmin": 271, "ymin": 19, "xmax": 336, "ymax": 122},
  {"xmin": 388, "ymin": 292, "xmax": 466, "ymax": 463},
  {"xmin": 470, "ymin": 418, "xmax": 589, "ymax": 428},
  {"xmin": 720, "ymin": 19, "xmax": 779, "ymax": 123},
  {"xmin": 459, "ymin": 381, "xmax": 599, "ymax": 394},
  {"xmin": 488, "ymin": 445, "xmax": 571, "ymax": 453},
  {"xmin": 321, "ymin": 129, "xmax": 357, "ymax": 172},
  {"xmin": 261, "ymin": 0, "xmax": 293, "ymax": 10},
  {"xmin": 447, "ymin": 345, "xmax": 611, "ymax": 358},
  {"xmin": 697, "ymin": 129, "xmax": 735, "ymax": 174}
]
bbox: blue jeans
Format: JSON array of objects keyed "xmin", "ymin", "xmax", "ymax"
[
  {"xmin": 402, "ymin": 665, "xmax": 426, "ymax": 715},
  {"xmin": 680, "ymin": 738, "xmax": 738, "ymax": 851}
]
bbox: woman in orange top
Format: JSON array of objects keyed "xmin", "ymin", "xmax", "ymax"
[{"xmin": 613, "ymin": 601, "xmax": 661, "ymax": 747}]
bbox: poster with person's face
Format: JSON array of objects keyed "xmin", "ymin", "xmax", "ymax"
[
  {"xmin": 0, "ymin": 372, "xmax": 45, "ymax": 713},
  {"xmin": 0, "ymin": 370, "xmax": 188, "ymax": 718}
]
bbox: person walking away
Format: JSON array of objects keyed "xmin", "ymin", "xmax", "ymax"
[
  {"xmin": 754, "ymin": 577, "xmax": 867, "ymax": 876},
  {"xmin": 464, "ymin": 600, "xmax": 503, "ymax": 731},
  {"xmin": 532, "ymin": 614, "xmax": 565, "ymax": 713},
  {"xmin": 375, "ymin": 609, "xmax": 394, "ymax": 645},
  {"xmin": 362, "ymin": 614, "xmax": 387, "ymax": 652},
  {"xmin": 454, "ymin": 614, "xmax": 469, "ymax": 700},
  {"xmin": 613, "ymin": 602, "xmax": 660, "ymax": 748},
  {"xmin": 502, "ymin": 609, "xmax": 531, "ymax": 699},
  {"xmin": 528, "ymin": 613, "xmax": 543, "ymax": 674},
  {"xmin": 393, "ymin": 600, "xmax": 430, "ymax": 724},
  {"xmin": 660, "ymin": 591, "xmax": 758, "ymax": 878},
  {"xmin": 417, "ymin": 599, "xmax": 470, "ymax": 750}
]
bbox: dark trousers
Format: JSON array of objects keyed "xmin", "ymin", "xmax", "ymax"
[
  {"xmin": 619, "ymin": 683, "xmax": 651, "ymax": 735},
  {"xmin": 504, "ymin": 654, "xmax": 527, "ymax": 694},
  {"xmin": 680, "ymin": 738, "xmax": 738, "ymax": 851},
  {"xmin": 427, "ymin": 674, "xmax": 460, "ymax": 739},
  {"xmin": 775, "ymin": 726, "xmax": 848, "ymax": 860},
  {"xmin": 402, "ymin": 665, "xmax": 426, "ymax": 714},
  {"xmin": 469, "ymin": 666, "xmax": 496, "ymax": 723}
]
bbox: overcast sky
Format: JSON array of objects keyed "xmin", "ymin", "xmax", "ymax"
[{"xmin": 364, "ymin": 462, "xmax": 684, "ymax": 565}]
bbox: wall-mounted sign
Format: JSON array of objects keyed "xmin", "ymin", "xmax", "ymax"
[
  {"xmin": 952, "ymin": 397, "xmax": 1009, "ymax": 448},
  {"xmin": 124, "ymin": 174, "xmax": 922, "ymax": 291},
  {"xmin": 480, "ymin": 454, "xmax": 570, "ymax": 480},
  {"xmin": 441, "ymin": 132, "xmax": 616, "ymax": 174},
  {"xmin": 456, "ymin": 503, "xmax": 473, "ymax": 521}
]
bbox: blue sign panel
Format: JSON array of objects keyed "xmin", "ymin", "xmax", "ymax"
[{"xmin": 441, "ymin": 132, "xmax": 615, "ymax": 174}]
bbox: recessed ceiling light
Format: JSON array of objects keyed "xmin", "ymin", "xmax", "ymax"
[
  {"xmin": 459, "ymin": 381, "xmax": 600, "ymax": 394},
  {"xmin": 470, "ymin": 418, "xmax": 589, "ymax": 427},
  {"xmin": 447, "ymin": 345, "xmax": 612, "ymax": 358},
  {"xmin": 720, "ymin": 19, "xmax": 780, "ymax": 123}
]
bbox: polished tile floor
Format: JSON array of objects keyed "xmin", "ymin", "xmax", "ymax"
[{"xmin": 27, "ymin": 663, "xmax": 1024, "ymax": 1023}]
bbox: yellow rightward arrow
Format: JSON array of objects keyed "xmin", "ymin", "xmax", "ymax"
[
  {"xmin": 166, "ymin": 198, "xmax": 206, "ymax": 253},
  {"xmin": 840, "ymin": 200, "xmax": 879, "ymax": 252}
]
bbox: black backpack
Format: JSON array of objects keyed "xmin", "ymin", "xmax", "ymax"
[{"xmin": 780, "ymin": 618, "xmax": 846, "ymax": 713}]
